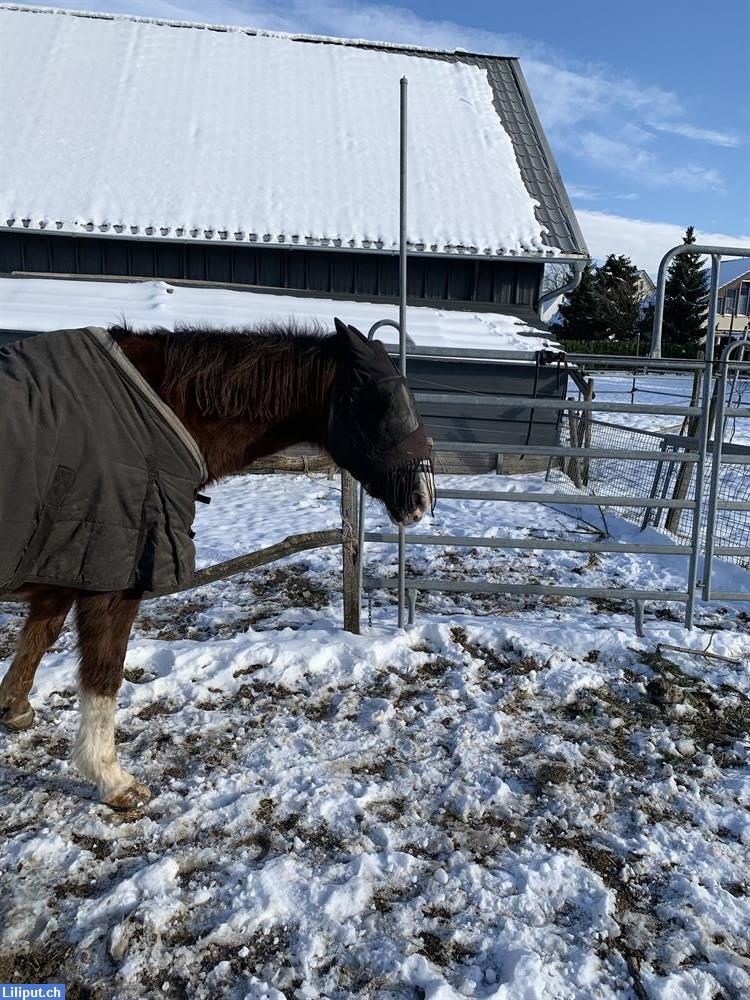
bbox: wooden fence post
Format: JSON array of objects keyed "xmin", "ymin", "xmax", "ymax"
[{"xmin": 341, "ymin": 470, "xmax": 360, "ymax": 634}]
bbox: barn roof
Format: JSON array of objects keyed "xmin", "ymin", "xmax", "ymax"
[{"xmin": 0, "ymin": 4, "xmax": 587, "ymax": 261}]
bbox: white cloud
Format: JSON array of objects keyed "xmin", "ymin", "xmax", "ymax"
[
  {"xmin": 567, "ymin": 126, "xmax": 726, "ymax": 192},
  {"xmin": 522, "ymin": 61, "xmax": 681, "ymax": 132},
  {"xmin": 566, "ymin": 184, "xmax": 600, "ymax": 201},
  {"xmin": 577, "ymin": 132, "xmax": 654, "ymax": 174},
  {"xmin": 567, "ymin": 186, "xmax": 640, "ymax": 204},
  {"xmin": 662, "ymin": 164, "xmax": 725, "ymax": 191},
  {"xmin": 649, "ymin": 120, "xmax": 741, "ymax": 148},
  {"xmin": 576, "ymin": 209, "xmax": 750, "ymax": 275}
]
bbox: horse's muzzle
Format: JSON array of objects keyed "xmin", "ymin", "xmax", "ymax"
[{"xmin": 393, "ymin": 474, "xmax": 432, "ymax": 527}]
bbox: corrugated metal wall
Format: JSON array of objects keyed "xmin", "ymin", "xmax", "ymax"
[
  {"xmin": 0, "ymin": 232, "xmax": 543, "ymax": 309},
  {"xmin": 407, "ymin": 357, "xmax": 565, "ymax": 446}
]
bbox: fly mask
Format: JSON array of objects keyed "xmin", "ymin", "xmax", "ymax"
[{"xmin": 328, "ymin": 319, "xmax": 434, "ymax": 521}]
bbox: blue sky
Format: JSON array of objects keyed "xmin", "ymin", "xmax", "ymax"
[{"xmin": 38, "ymin": 0, "xmax": 750, "ymax": 272}]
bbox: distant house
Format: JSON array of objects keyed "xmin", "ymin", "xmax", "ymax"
[
  {"xmin": 715, "ymin": 259, "xmax": 750, "ymax": 340},
  {"xmin": 541, "ymin": 265, "xmax": 654, "ymax": 328},
  {"xmin": 0, "ymin": 4, "xmax": 587, "ymax": 329},
  {"xmin": 635, "ymin": 269, "xmax": 656, "ymax": 303}
]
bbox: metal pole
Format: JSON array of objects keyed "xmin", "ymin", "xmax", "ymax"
[
  {"xmin": 684, "ymin": 254, "xmax": 721, "ymax": 628},
  {"xmin": 633, "ymin": 599, "xmax": 645, "ymax": 638},
  {"xmin": 702, "ymin": 351, "xmax": 728, "ymax": 604},
  {"xmin": 407, "ymin": 588, "xmax": 417, "ymax": 626},
  {"xmin": 358, "ymin": 318, "xmax": 404, "ymax": 624},
  {"xmin": 650, "ymin": 247, "xmax": 678, "ymax": 359},
  {"xmin": 641, "ymin": 439, "xmax": 668, "ymax": 531},
  {"xmin": 398, "ymin": 76, "xmax": 408, "ymax": 628},
  {"xmin": 357, "ymin": 479, "xmax": 366, "ymax": 617},
  {"xmin": 651, "ymin": 244, "xmax": 750, "ymax": 359},
  {"xmin": 399, "ymin": 78, "xmax": 408, "ymax": 379}
]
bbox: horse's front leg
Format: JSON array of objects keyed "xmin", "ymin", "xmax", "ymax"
[
  {"xmin": 72, "ymin": 591, "xmax": 150, "ymax": 809},
  {"xmin": 0, "ymin": 586, "xmax": 75, "ymax": 731}
]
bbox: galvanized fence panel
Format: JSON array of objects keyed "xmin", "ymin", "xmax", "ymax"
[
  {"xmin": 367, "ymin": 360, "xmax": 707, "ymax": 630},
  {"xmin": 358, "ymin": 247, "xmax": 750, "ymax": 632},
  {"xmin": 704, "ymin": 338, "xmax": 750, "ymax": 596}
]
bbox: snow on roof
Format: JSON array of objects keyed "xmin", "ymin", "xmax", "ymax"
[
  {"xmin": 0, "ymin": 5, "xmax": 572, "ymax": 258},
  {"xmin": 719, "ymin": 258, "xmax": 750, "ymax": 290},
  {"xmin": 0, "ymin": 276, "xmax": 558, "ymax": 355}
]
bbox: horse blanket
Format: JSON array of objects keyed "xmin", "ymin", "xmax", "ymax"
[{"xmin": 0, "ymin": 327, "xmax": 207, "ymax": 595}]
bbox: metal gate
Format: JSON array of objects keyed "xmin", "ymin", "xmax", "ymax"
[
  {"xmin": 356, "ymin": 246, "xmax": 750, "ymax": 631},
  {"xmin": 703, "ymin": 337, "xmax": 750, "ymax": 601}
]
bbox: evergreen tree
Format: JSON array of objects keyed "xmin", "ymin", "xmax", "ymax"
[
  {"xmin": 556, "ymin": 263, "xmax": 600, "ymax": 341},
  {"xmin": 592, "ymin": 254, "xmax": 642, "ymax": 345},
  {"xmin": 557, "ymin": 256, "xmax": 643, "ymax": 348},
  {"xmin": 645, "ymin": 226, "xmax": 708, "ymax": 357}
]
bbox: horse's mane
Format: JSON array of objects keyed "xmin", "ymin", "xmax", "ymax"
[{"xmin": 110, "ymin": 322, "xmax": 339, "ymax": 421}]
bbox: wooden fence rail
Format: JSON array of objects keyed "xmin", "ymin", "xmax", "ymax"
[
  {"xmin": 0, "ymin": 528, "xmax": 342, "ymax": 599},
  {"xmin": 171, "ymin": 528, "xmax": 344, "ymax": 595}
]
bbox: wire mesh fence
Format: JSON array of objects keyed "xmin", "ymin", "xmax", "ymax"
[
  {"xmin": 362, "ymin": 341, "xmax": 750, "ymax": 629},
  {"xmin": 549, "ymin": 362, "xmax": 750, "ymax": 570}
]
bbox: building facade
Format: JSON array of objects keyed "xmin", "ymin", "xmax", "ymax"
[{"xmin": 716, "ymin": 263, "xmax": 750, "ymax": 339}]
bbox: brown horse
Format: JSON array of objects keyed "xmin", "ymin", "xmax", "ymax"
[{"xmin": 0, "ymin": 319, "xmax": 433, "ymax": 809}]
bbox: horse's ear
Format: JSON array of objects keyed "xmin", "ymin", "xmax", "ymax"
[{"xmin": 334, "ymin": 317, "xmax": 373, "ymax": 360}]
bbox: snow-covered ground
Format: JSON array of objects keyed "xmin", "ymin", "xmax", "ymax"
[
  {"xmin": 590, "ymin": 372, "xmax": 750, "ymax": 442},
  {"xmin": 1, "ymin": 468, "xmax": 749, "ymax": 999}
]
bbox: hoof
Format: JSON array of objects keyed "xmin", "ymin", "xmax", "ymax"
[
  {"xmin": 105, "ymin": 780, "xmax": 152, "ymax": 812},
  {"xmin": 0, "ymin": 702, "xmax": 35, "ymax": 732}
]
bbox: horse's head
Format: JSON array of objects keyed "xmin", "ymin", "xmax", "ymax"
[{"xmin": 328, "ymin": 319, "xmax": 435, "ymax": 527}]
